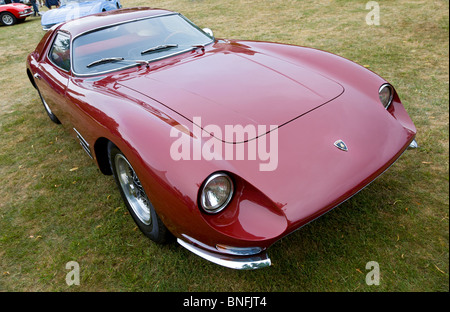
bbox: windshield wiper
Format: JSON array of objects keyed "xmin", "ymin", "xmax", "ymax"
[
  {"xmin": 192, "ymin": 44, "xmax": 207, "ymax": 52},
  {"xmin": 86, "ymin": 58, "xmax": 151, "ymax": 70},
  {"xmin": 141, "ymin": 44, "xmax": 178, "ymax": 55},
  {"xmin": 86, "ymin": 57, "xmax": 124, "ymax": 68}
]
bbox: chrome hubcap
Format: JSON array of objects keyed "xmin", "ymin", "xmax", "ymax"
[
  {"xmin": 115, "ymin": 154, "xmax": 152, "ymax": 225},
  {"xmin": 2, "ymin": 15, "xmax": 13, "ymax": 25}
]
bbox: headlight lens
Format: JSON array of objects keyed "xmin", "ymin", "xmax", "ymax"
[
  {"xmin": 379, "ymin": 83, "xmax": 394, "ymax": 109},
  {"xmin": 200, "ymin": 173, "xmax": 234, "ymax": 213}
]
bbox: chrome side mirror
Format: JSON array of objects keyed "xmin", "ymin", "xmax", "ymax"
[{"xmin": 202, "ymin": 28, "xmax": 214, "ymax": 38}]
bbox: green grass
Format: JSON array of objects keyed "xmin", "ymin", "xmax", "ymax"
[{"xmin": 0, "ymin": 0, "xmax": 448, "ymax": 292}]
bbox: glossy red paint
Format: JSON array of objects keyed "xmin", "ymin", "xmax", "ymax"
[
  {"xmin": 0, "ymin": 3, "xmax": 33, "ymax": 26},
  {"xmin": 26, "ymin": 8, "xmax": 416, "ymax": 268}
]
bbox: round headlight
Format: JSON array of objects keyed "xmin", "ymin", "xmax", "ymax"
[
  {"xmin": 200, "ymin": 173, "xmax": 234, "ymax": 214},
  {"xmin": 379, "ymin": 83, "xmax": 394, "ymax": 109}
]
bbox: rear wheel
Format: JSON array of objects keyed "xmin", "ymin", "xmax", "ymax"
[
  {"xmin": 0, "ymin": 12, "xmax": 17, "ymax": 26},
  {"xmin": 108, "ymin": 142, "xmax": 172, "ymax": 243},
  {"xmin": 36, "ymin": 86, "xmax": 61, "ymax": 124}
]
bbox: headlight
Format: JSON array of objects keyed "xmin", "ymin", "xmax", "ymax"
[
  {"xmin": 379, "ymin": 83, "xmax": 394, "ymax": 109},
  {"xmin": 200, "ymin": 173, "xmax": 234, "ymax": 213}
]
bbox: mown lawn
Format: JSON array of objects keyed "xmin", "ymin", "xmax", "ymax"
[{"xmin": 0, "ymin": 0, "xmax": 448, "ymax": 292}]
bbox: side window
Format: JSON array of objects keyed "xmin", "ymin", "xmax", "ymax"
[{"xmin": 49, "ymin": 33, "xmax": 71, "ymax": 72}]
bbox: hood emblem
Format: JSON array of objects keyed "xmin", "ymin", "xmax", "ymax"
[{"xmin": 334, "ymin": 140, "xmax": 348, "ymax": 152}]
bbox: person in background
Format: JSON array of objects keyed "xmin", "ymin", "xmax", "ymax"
[
  {"xmin": 45, "ymin": 0, "xmax": 60, "ymax": 9},
  {"xmin": 30, "ymin": 0, "xmax": 39, "ymax": 16}
]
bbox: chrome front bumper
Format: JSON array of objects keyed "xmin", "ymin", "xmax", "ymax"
[
  {"xmin": 19, "ymin": 12, "xmax": 33, "ymax": 18},
  {"xmin": 177, "ymin": 238, "xmax": 271, "ymax": 270}
]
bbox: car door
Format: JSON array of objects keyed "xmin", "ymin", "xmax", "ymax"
[
  {"xmin": 34, "ymin": 31, "xmax": 71, "ymax": 125},
  {"xmin": 35, "ymin": 30, "xmax": 97, "ymax": 159}
]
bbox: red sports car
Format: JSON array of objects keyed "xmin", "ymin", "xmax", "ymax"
[
  {"xmin": 0, "ymin": 1, "xmax": 33, "ymax": 26},
  {"xmin": 26, "ymin": 8, "xmax": 417, "ymax": 269}
]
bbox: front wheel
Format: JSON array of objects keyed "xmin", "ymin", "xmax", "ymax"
[
  {"xmin": 0, "ymin": 12, "xmax": 17, "ymax": 26},
  {"xmin": 108, "ymin": 142, "xmax": 172, "ymax": 243}
]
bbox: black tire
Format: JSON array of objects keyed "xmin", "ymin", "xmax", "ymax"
[
  {"xmin": 0, "ymin": 12, "xmax": 17, "ymax": 26},
  {"xmin": 36, "ymin": 86, "xmax": 61, "ymax": 124},
  {"xmin": 108, "ymin": 142, "xmax": 172, "ymax": 243}
]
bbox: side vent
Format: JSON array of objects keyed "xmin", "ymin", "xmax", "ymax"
[{"xmin": 73, "ymin": 128, "xmax": 93, "ymax": 159}]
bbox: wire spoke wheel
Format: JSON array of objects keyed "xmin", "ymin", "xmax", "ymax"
[
  {"xmin": 108, "ymin": 143, "xmax": 172, "ymax": 243},
  {"xmin": 115, "ymin": 154, "xmax": 152, "ymax": 225}
]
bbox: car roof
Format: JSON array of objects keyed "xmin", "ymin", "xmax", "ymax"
[{"xmin": 58, "ymin": 7, "xmax": 175, "ymax": 37}]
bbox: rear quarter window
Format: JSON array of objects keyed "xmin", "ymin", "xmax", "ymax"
[{"xmin": 48, "ymin": 32, "xmax": 71, "ymax": 72}]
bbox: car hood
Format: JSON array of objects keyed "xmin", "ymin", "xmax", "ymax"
[
  {"xmin": 117, "ymin": 43, "xmax": 344, "ymax": 143},
  {"xmin": 41, "ymin": 2, "xmax": 101, "ymax": 26},
  {"xmin": 1, "ymin": 3, "xmax": 30, "ymax": 11}
]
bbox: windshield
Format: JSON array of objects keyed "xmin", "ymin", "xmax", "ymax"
[{"xmin": 72, "ymin": 13, "xmax": 213, "ymax": 75}]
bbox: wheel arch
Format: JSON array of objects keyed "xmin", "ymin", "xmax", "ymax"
[
  {"xmin": 0, "ymin": 11, "xmax": 17, "ymax": 26},
  {"xmin": 93, "ymin": 137, "xmax": 113, "ymax": 175},
  {"xmin": 27, "ymin": 68, "xmax": 37, "ymax": 89}
]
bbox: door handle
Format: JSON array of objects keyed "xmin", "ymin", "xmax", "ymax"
[{"xmin": 33, "ymin": 73, "xmax": 41, "ymax": 80}]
